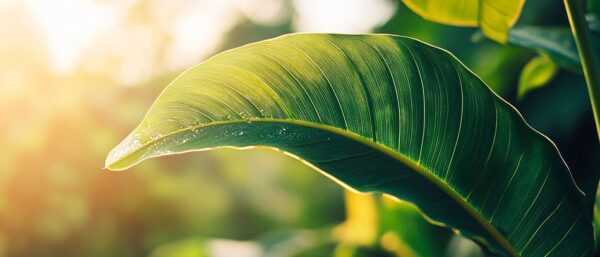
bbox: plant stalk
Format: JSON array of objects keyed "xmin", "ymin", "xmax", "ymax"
[{"xmin": 564, "ymin": 0, "xmax": 600, "ymax": 141}]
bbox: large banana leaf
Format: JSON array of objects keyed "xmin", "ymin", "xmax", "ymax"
[
  {"xmin": 400, "ymin": 0, "xmax": 524, "ymax": 42},
  {"xmin": 105, "ymin": 34, "xmax": 594, "ymax": 257}
]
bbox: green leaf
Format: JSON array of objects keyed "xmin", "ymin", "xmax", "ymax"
[
  {"xmin": 445, "ymin": 235, "xmax": 486, "ymax": 257},
  {"xmin": 334, "ymin": 191, "xmax": 379, "ymax": 246},
  {"xmin": 380, "ymin": 198, "xmax": 451, "ymax": 257},
  {"xmin": 105, "ymin": 34, "xmax": 594, "ymax": 257},
  {"xmin": 517, "ymin": 55, "xmax": 558, "ymax": 99},
  {"xmin": 400, "ymin": 0, "xmax": 524, "ymax": 42},
  {"xmin": 590, "ymin": 0, "xmax": 600, "ymax": 15},
  {"xmin": 595, "ymin": 187, "xmax": 600, "ymax": 255},
  {"xmin": 508, "ymin": 27, "xmax": 581, "ymax": 71},
  {"xmin": 588, "ymin": 14, "xmax": 600, "ymax": 34}
]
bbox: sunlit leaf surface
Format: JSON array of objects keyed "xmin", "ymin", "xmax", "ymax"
[
  {"xmin": 517, "ymin": 55, "xmax": 558, "ymax": 99},
  {"xmin": 400, "ymin": 0, "xmax": 524, "ymax": 42},
  {"xmin": 106, "ymin": 34, "xmax": 594, "ymax": 257}
]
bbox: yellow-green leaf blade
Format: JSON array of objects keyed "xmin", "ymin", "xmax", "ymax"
[
  {"xmin": 105, "ymin": 34, "xmax": 594, "ymax": 257},
  {"xmin": 517, "ymin": 55, "xmax": 558, "ymax": 99},
  {"xmin": 401, "ymin": 0, "xmax": 525, "ymax": 42}
]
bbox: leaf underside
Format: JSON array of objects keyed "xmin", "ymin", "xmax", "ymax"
[
  {"xmin": 106, "ymin": 34, "xmax": 594, "ymax": 257},
  {"xmin": 400, "ymin": 0, "xmax": 525, "ymax": 42}
]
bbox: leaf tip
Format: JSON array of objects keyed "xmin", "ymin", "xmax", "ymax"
[{"xmin": 104, "ymin": 133, "xmax": 143, "ymax": 171}]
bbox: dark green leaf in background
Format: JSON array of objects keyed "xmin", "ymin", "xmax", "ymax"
[
  {"xmin": 588, "ymin": 14, "xmax": 600, "ymax": 34},
  {"xmin": 379, "ymin": 199, "xmax": 452, "ymax": 257},
  {"xmin": 508, "ymin": 27, "xmax": 580, "ymax": 71},
  {"xmin": 595, "ymin": 188, "xmax": 600, "ymax": 255},
  {"xmin": 590, "ymin": 0, "xmax": 600, "ymax": 16}
]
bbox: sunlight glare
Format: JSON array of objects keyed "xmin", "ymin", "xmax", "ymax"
[
  {"xmin": 292, "ymin": 0, "xmax": 395, "ymax": 33},
  {"xmin": 166, "ymin": 1, "xmax": 240, "ymax": 70},
  {"xmin": 24, "ymin": 0, "xmax": 120, "ymax": 74}
]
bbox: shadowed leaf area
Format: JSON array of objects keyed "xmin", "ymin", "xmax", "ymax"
[{"xmin": 106, "ymin": 34, "xmax": 594, "ymax": 257}]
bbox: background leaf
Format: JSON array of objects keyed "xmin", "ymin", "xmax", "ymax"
[
  {"xmin": 595, "ymin": 188, "xmax": 600, "ymax": 255},
  {"xmin": 590, "ymin": 0, "xmax": 600, "ymax": 16},
  {"xmin": 379, "ymin": 198, "xmax": 452, "ymax": 257},
  {"xmin": 588, "ymin": 14, "xmax": 600, "ymax": 34},
  {"xmin": 518, "ymin": 55, "xmax": 558, "ymax": 99},
  {"xmin": 400, "ymin": 0, "xmax": 524, "ymax": 42},
  {"xmin": 508, "ymin": 26, "xmax": 581, "ymax": 71},
  {"xmin": 106, "ymin": 34, "xmax": 594, "ymax": 257},
  {"xmin": 332, "ymin": 191, "xmax": 379, "ymax": 246}
]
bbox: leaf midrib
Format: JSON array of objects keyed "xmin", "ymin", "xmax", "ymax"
[{"xmin": 107, "ymin": 118, "xmax": 521, "ymax": 257}]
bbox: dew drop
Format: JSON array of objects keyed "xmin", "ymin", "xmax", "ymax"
[{"xmin": 107, "ymin": 138, "xmax": 142, "ymax": 164}]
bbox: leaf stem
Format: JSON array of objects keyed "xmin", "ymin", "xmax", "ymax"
[{"xmin": 564, "ymin": 0, "xmax": 600, "ymax": 141}]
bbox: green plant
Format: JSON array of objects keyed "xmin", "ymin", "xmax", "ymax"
[{"xmin": 106, "ymin": 1, "xmax": 600, "ymax": 257}]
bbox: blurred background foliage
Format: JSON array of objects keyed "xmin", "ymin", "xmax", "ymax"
[{"xmin": 0, "ymin": 0, "xmax": 597, "ymax": 256}]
